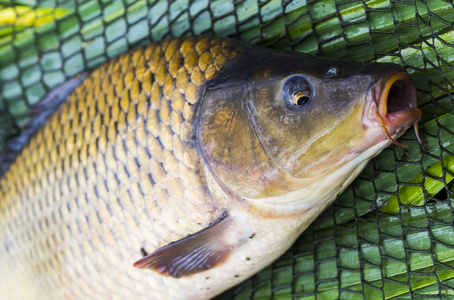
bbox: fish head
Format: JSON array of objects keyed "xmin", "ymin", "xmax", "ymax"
[{"xmin": 199, "ymin": 48, "xmax": 421, "ymax": 215}]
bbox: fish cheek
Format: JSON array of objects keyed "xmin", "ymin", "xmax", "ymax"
[{"xmin": 293, "ymin": 104, "xmax": 367, "ymax": 177}]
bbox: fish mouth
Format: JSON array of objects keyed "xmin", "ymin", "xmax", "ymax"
[{"xmin": 364, "ymin": 72, "xmax": 422, "ymax": 147}]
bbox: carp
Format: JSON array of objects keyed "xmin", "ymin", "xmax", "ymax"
[{"xmin": 0, "ymin": 36, "xmax": 421, "ymax": 299}]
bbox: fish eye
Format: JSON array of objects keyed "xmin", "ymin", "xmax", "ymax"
[{"xmin": 283, "ymin": 75, "xmax": 312, "ymax": 108}]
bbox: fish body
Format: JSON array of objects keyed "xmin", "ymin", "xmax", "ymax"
[{"xmin": 0, "ymin": 37, "xmax": 421, "ymax": 299}]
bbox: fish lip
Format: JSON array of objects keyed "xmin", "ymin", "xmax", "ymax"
[{"xmin": 363, "ymin": 71, "xmax": 422, "ymax": 140}]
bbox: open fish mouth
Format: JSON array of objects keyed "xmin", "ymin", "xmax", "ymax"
[{"xmin": 364, "ymin": 72, "xmax": 423, "ymax": 147}]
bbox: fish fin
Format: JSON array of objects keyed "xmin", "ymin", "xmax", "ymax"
[{"xmin": 133, "ymin": 212, "xmax": 234, "ymax": 278}]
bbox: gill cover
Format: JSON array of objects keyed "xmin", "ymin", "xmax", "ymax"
[{"xmin": 198, "ymin": 79, "xmax": 277, "ymax": 199}]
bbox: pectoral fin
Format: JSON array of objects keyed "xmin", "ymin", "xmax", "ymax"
[{"xmin": 133, "ymin": 212, "xmax": 234, "ymax": 278}]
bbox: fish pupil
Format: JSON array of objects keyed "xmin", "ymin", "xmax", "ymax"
[
  {"xmin": 292, "ymin": 90, "xmax": 311, "ymax": 106},
  {"xmin": 297, "ymin": 96, "xmax": 310, "ymax": 105}
]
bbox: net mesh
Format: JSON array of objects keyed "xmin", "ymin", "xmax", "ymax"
[{"xmin": 1, "ymin": 0, "xmax": 453, "ymax": 299}]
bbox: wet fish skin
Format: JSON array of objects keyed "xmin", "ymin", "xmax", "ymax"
[{"xmin": 0, "ymin": 36, "xmax": 421, "ymax": 299}]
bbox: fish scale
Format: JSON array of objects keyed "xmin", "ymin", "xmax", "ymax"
[{"xmin": 0, "ymin": 36, "xmax": 241, "ymax": 299}]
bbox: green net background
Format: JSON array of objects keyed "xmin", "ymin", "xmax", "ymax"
[{"xmin": 1, "ymin": 0, "xmax": 454, "ymax": 299}]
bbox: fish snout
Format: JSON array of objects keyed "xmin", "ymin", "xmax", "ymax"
[{"xmin": 364, "ymin": 72, "xmax": 422, "ymax": 147}]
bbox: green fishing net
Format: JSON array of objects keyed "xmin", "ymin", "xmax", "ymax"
[{"xmin": 1, "ymin": 0, "xmax": 453, "ymax": 299}]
